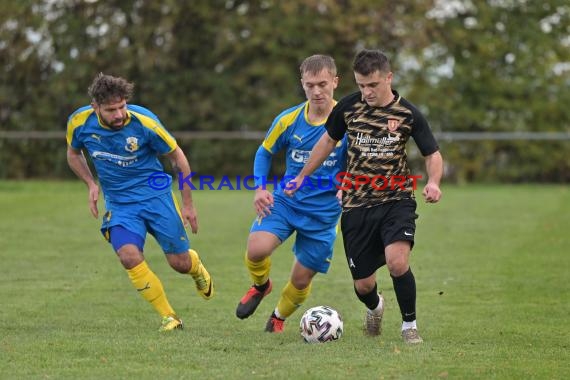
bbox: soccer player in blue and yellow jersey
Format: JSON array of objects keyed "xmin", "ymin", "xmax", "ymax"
[
  {"xmin": 287, "ymin": 50, "xmax": 444, "ymax": 344},
  {"xmin": 66, "ymin": 73, "xmax": 214, "ymax": 332},
  {"xmin": 235, "ymin": 55, "xmax": 347, "ymax": 332}
]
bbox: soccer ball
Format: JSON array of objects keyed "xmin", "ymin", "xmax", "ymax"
[{"xmin": 299, "ymin": 305, "xmax": 343, "ymax": 343}]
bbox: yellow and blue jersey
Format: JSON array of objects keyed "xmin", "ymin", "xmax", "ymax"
[
  {"xmin": 260, "ymin": 101, "xmax": 347, "ymax": 223},
  {"xmin": 66, "ymin": 104, "xmax": 177, "ymax": 203}
]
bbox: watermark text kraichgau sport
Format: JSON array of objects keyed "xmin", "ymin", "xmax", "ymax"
[{"xmin": 147, "ymin": 172, "xmax": 422, "ymax": 191}]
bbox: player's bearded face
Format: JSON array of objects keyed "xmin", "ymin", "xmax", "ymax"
[{"xmin": 94, "ymin": 99, "xmax": 128, "ymax": 129}]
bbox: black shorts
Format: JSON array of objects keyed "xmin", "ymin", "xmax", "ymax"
[{"xmin": 340, "ymin": 199, "xmax": 418, "ymax": 280}]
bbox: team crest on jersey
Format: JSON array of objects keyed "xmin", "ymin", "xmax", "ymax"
[
  {"xmin": 387, "ymin": 119, "xmax": 401, "ymax": 132},
  {"xmin": 125, "ymin": 137, "xmax": 139, "ymax": 152}
]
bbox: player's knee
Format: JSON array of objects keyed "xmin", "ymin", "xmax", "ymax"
[
  {"xmin": 354, "ymin": 278, "xmax": 376, "ymax": 295},
  {"xmin": 386, "ymin": 260, "xmax": 409, "ymax": 277},
  {"xmin": 290, "ymin": 276, "xmax": 312, "ymax": 290},
  {"xmin": 116, "ymin": 245, "xmax": 144, "ymax": 269},
  {"xmin": 246, "ymin": 232, "xmax": 279, "ymax": 260},
  {"xmin": 386, "ymin": 250, "xmax": 410, "ymax": 276},
  {"xmin": 246, "ymin": 240, "xmax": 273, "ymax": 261}
]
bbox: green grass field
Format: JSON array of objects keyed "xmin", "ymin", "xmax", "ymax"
[{"xmin": 0, "ymin": 181, "xmax": 568, "ymax": 379}]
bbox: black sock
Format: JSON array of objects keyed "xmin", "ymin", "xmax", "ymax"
[
  {"xmin": 391, "ymin": 268, "xmax": 416, "ymax": 322},
  {"xmin": 354, "ymin": 283, "xmax": 380, "ymax": 310},
  {"xmin": 254, "ymin": 281, "xmax": 269, "ymax": 292}
]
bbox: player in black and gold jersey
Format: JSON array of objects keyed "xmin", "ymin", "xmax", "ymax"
[{"xmin": 286, "ymin": 49, "xmax": 443, "ymax": 344}]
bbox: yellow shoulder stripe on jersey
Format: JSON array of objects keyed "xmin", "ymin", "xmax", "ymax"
[
  {"xmin": 66, "ymin": 108, "xmax": 94, "ymax": 146},
  {"xmin": 262, "ymin": 104, "xmax": 305, "ymax": 152},
  {"xmin": 131, "ymin": 111, "xmax": 178, "ymax": 152}
]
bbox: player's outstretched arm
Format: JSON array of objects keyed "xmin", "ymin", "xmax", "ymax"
[
  {"xmin": 422, "ymin": 151, "xmax": 443, "ymax": 203},
  {"xmin": 67, "ymin": 146, "xmax": 99, "ymax": 218},
  {"xmin": 166, "ymin": 146, "xmax": 198, "ymax": 233},
  {"xmin": 284, "ymin": 132, "xmax": 338, "ymax": 196}
]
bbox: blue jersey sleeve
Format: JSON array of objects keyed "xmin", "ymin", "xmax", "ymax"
[
  {"xmin": 69, "ymin": 129, "xmax": 84, "ymax": 150},
  {"xmin": 253, "ymin": 145, "xmax": 273, "ymax": 187}
]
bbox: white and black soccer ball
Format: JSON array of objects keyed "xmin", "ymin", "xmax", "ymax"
[{"xmin": 299, "ymin": 305, "xmax": 343, "ymax": 343}]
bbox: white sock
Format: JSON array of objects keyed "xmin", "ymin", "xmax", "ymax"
[
  {"xmin": 402, "ymin": 320, "xmax": 417, "ymax": 331},
  {"xmin": 274, "ymin": 308, "xmax": 285, "ymax": 320},
  {"xmin": 368, "ymin": 294, "xmax": 384, "ymax": 315}
]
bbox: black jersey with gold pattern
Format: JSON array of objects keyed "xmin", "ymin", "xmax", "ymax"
[{"xmin": 326, "ymin": 90, "xmax": 439, "ymax": 209}]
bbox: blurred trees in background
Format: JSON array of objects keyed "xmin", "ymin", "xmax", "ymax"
[{"xmin": 0, "ymin": 0, "xmax": 568, "ymax": 181}]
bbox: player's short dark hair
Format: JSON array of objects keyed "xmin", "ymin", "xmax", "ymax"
[
  {"xmin": 300, "ymin": 55, "xmax": 337, "ymax": 77},
  {"xmin": 352, "ymin": 49, "xmax": 391, "ymax": 76},
  {"xmin": 88, "ymin": 73, "xmax": 134, "ymax": 105}
]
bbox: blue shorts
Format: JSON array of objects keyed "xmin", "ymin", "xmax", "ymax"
[
  {"xmin": 250, "ymin": 197, "xmax": 339, "ymax": 273},
  {"xmin": 101, "ymin": 192, "xmax": 190, "ymax": 254}
]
